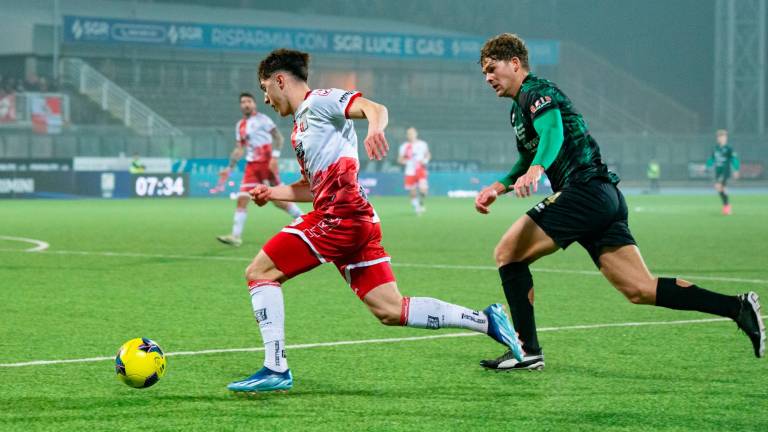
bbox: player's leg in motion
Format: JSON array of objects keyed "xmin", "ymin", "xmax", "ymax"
[
  {"xmin": 417, "ymin": 178, "xmax": 428, "ymax": 214},
  {"xmin": 271, "ymin": 199, "xmax": 303, "ymax": 219},
  {"xmin": 265, "ymin": 170, "xmax": 303, "ymax": 218},
  {"xmin": 483, "ymin": 215, "xmax": 559, "ymax": 371},
  {"xmin": 599, "ymin": 245, "xmax": 765, "ymax": 358},
  {"xmin": 227, "ymin": 250, "xmax": 295, "ymax": 392},
  {"xmin": 409, "ymin": 186, "xmax": 421, "ymax": 214},
  {"xmin": 715, "ymin": 179, "xmax": 731, "ymax": 215},
  {"xmin": 357, "ymin": 268, "xmax": 524, "ymax": 361},
  {"xmin": 217, "ymin": 194, "xmax": 250, "ymax": 247}
]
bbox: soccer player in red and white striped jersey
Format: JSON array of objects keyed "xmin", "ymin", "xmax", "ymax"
[
  {"xmin": 216, "ymin": 93, "xmax": 302, "ymax": 247},
  {"xmin": 225, "ymin": 49, "xmax": 523, "ymax": 393},
  {"xmin": 398, "ymin": 127, "xmax": 431, "ymax": 214}
]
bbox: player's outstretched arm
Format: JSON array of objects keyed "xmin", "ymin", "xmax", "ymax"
[
  {"xmin": 250, "ymin": 177, "xmax": 312, "ymax": 206},
  {"xmin": 347, "ymin": 97, "xmax": 389, "ymax": 160}
]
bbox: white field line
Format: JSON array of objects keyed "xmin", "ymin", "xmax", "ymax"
[
  {"xmin": 0, "ymin": 247, "xmax": 766, "ymax": 285},
  {"xmin": 0, "ymin": 236, "xmax": 49, "ymax": 252},
  {"xmin": 2, "ymin": 316, "xmax": 764, "ymax": 368}
]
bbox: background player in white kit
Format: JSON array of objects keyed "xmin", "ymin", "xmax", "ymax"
[
  {"xmin": 225, "ymin": 49, "xmax": 523, "ymax": 393},
  {"xmin": 216, "ymin": 92, "xmax": 302, "ymax": 247},
  {"xmin": 398, "ymin": 127, "xmax": 431, "ymax": 215}
]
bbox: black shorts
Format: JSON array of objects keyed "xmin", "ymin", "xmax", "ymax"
[
  {"xmin": 715, "ymin": 169, "xmax": 730, "ymax": 186},
  {"xmin": 526, "ymin": 179, "xmax": 636, "ymax": 268}
]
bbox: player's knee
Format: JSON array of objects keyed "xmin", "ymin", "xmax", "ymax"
[
  {"xmin": 619, "ymin": 282, "xmax": 654, "ymax": 305},
  {"xmin": 244, "ymin": 261, "xmax": 272, "ymax": 281},
  {"xmin": 244, "ymin": 264, "xmax": 262, "ymax": 281},
  {"xmin": 494, "ymin": 244, "xmax": 521, "ymax": 266},
  {"xmin": 370, "ymin": 306, "xmax": 401, "ymax": 326}
]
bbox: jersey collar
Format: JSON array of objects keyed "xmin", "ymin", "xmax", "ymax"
[{"xmin": 514, "ymin": 73, "xmax": 535, "ymax": 102}]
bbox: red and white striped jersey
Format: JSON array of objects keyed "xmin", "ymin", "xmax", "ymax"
[
  {"xmin": 398, "ymin": 140, "xmax": 429, "ymax": 176},
  {"xmin": 236, "ymin": 112, "xmax": 277, "ymax": 163},
  {"xmin": 291, "ymin": 88, "xmax": 377, "ymax": 222}
]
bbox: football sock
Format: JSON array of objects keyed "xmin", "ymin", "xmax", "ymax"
[
  {"xmin": 232, "ymin": 209, "xmax": 247, "ymax": 238},
  {"xmin": 286, "ymin": 203, "xmax": 303, "ymax": 218},
  {"xmin": 248, "ymin": 280, "xmax": 288, "ymax": 372},
  {"xmin": 411, "ymin": 197, "xmax": 420, "ymax": 211},
  {"xmin": 499, "ymin": 262, "xmax": 541, "ymax": 354},
  {"xmin": 401, "ymin": 297, "xmax": 489, "ymax": 333},
  {"xmin": 655, "ymin": 277, "xmax": 740, "ymax": 319},
  {"xmin": 719, "ymin": 191, "xmax": 729, "ymax": 205}
]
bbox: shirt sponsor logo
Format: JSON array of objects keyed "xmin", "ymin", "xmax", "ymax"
[
  {"xmin": 523, "ymin": 136, "xmax": 539, "ymax": 151},
  {"xmin": 339, "ymin": 91, "xmax": 356, "ymax": 104},
  {"xmin": 530, "ymin": 95, "xmax": 552, "ymax": 114},
  {"xmin": 294, "ymin": 141, "xmax": 305, "ymax": 161}
]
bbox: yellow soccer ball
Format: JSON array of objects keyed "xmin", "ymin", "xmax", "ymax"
[{"xmin": 115, "ymin": 338, "xmax": 167, "ymax": 388}]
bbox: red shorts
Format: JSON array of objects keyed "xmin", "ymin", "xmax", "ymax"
[
  {"xmin": 262, "ymin": 210, "xmax": 395, "ymax": 300},
  {"xmin": 240, "ymin": 161, "xmax": 280, "ymax": 193},
  {"xmin": 404, "ymin": 166, "xmax": 428, "ymax": 190}
]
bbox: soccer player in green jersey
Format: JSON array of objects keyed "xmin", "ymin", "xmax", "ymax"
[
  {"xmin": 707, "ymin": 129, "xmax": 740, "ymax": 215},
  {"xmin": 474, "ymin": 33, "xmax": 765, "ymax": 370}
]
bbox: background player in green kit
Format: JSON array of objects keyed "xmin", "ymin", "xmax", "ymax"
[
  {"xmin": 707, "ymin": 129, "xmax": 740, "ymax": 215},
  {"xmin": 473, "ymin": 33, "xmax": 765, "ymax": 371}
]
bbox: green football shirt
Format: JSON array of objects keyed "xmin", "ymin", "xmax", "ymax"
[{"xmin": 502, "ymin": 73, "xmax": 619, "ymax": 192}]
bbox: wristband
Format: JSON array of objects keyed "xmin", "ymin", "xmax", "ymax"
[{"xmin": 271, "ymin": 150, "xmax": 281, "ymax": 158}]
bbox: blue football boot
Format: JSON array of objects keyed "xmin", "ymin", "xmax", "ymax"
[
  {"xmin": 227, "ymin": 367, "xmax": 293, "ymax": 392},
  {"xmin": 483, "ymin": 303, "xmax": 524, "ymax": 362}
]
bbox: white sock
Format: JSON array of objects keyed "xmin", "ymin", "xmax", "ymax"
[
  {"xmin": 403, "ymin": 297, "xmax": 488, "ymax": 333},
  {"xmin": 248, "ymin": 281, "xmax": 288, "ymax": 372},
  {"xmin": 285, "ymin": 203, "xmax": 302, "ymax": 218},
  {"xmin": 232, "ymin": 209, "xmax": 247, "ymax": 238},
  {"xmin": 411, "ymin": 197, "xmax": 420, "ymax": 211}
]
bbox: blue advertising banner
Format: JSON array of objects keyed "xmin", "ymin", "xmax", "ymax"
[
  {"xmin": 63, "ymin": 15, "xmax": 560, "ymax": 64},
  {"xmin": 187, "ymin": 171, "xmax": 553, "ymax": 198}
]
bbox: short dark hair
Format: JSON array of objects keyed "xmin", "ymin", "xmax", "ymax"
[
  {"xmin": 479, "ymin": 33, "xmax": 529, "ymax": 69},
  {"xmin": 258, "ymin": 49, "xmax": 310, "ymax": 82},
  {"xmin": 239, "ymin": 92, "xmax": 255, "ymax": 101}
]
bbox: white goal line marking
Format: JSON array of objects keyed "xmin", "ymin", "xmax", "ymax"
[
  {"xmin": 1, "ymin": 247, "xmax": 766, "ymax": 285},
  {"xmin": 1, "ymin": 316, "xmax": 762, "ymax": 368}
]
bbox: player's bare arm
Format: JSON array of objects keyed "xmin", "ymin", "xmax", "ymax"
[
  {"xmin": 227, "ymin": 145, "xmax": 244, "ymax": 170},
  {"xmin": 250, "ymin": 176, "xmax": 312, "ymax": 206},
  {"xmin": 269, "ymin": 127, "xmax": 284, "ymax": 172},
  {"xmin": 270, "ymin": 127, "xmax": 284, "ymax": 152},
  {"xmin": 346, "ymin": 97, "xmax": 389, "ymax": 160}
]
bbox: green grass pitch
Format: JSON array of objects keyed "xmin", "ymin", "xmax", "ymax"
[{"xmin": 1, "ymin": 194, "xmax": 766, "ymax": 431}]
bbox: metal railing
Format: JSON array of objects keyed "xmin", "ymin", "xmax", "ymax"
[
  {"xmin": 59, "ymin": 58, "xmax": 183, "ymax": 137},
  {"xmin": 559, "ymin": 42, "xmax": 699, "ymax": 134}
]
